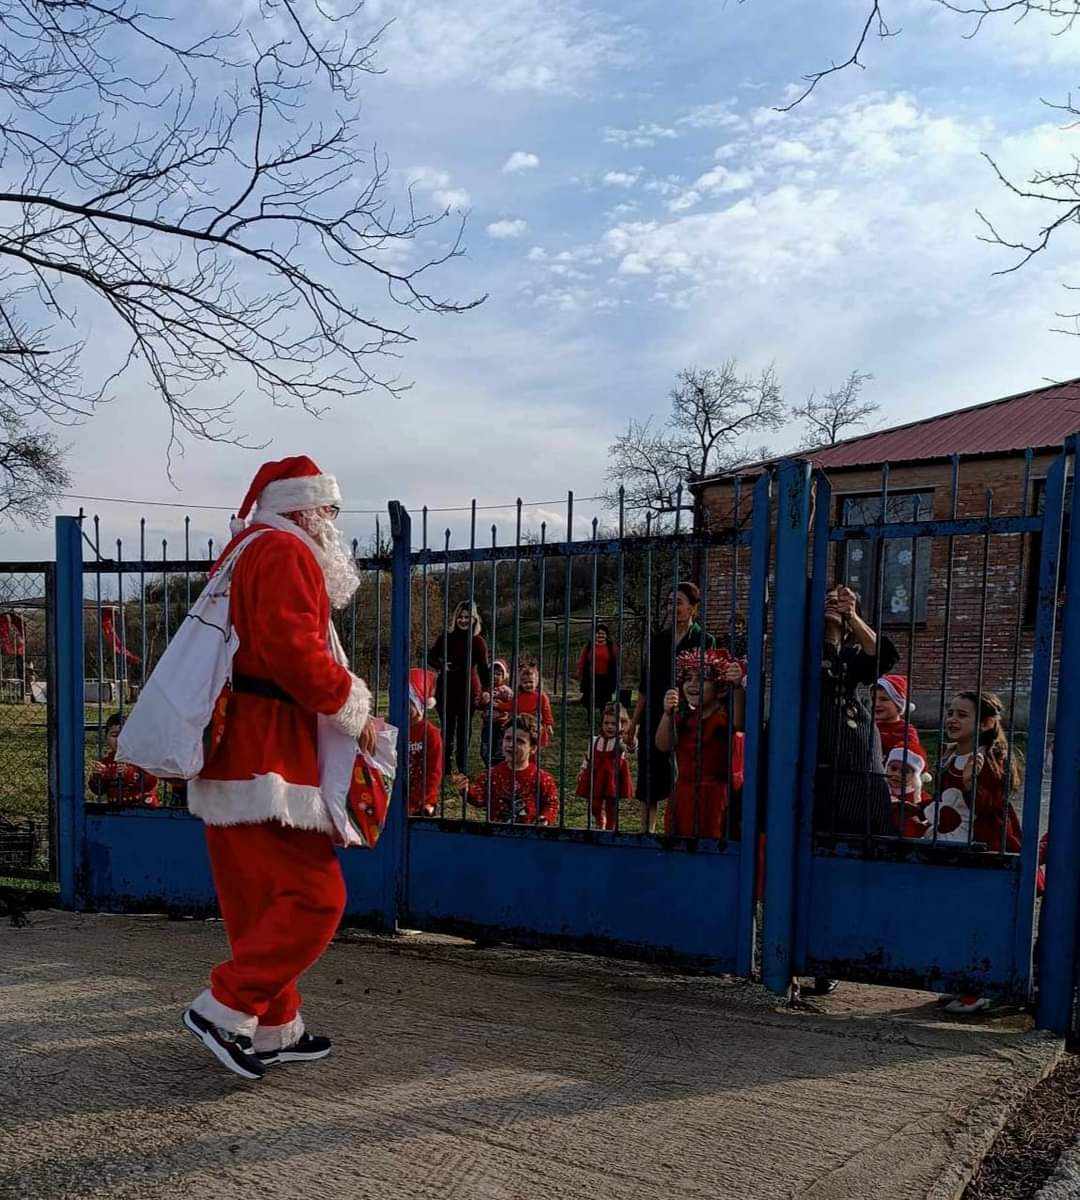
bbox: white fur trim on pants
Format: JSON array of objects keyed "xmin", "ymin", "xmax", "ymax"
[
  {"xmin": 188, "ymin": 773, "xmax": 333, "ymax": 832},
  {"xmin": 329, "ymin": 673, "xmax": 371, "ymax": 739},
  {"xmin": 190, "ymin": 988, "xmax": 258, "ymax": 1039},
  {"xmin": 252, "ymin": 1014, "xmax": 306, "ymax": 1053}
]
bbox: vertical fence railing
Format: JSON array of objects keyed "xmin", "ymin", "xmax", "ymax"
[
  {"xmin": 55, "ymin": 516, "xmax": 86, "ymax": 909},
  {"xmin": 385, "ymin": 501, "xmax": 412, "ymax": 930},
  {"xmin": 1038, "ymin": 437, "xmax": 1080, "ymax": 1034},
  {"xmin": 761, "ymin": 460, "xmax": 812, "ymax": 993}
]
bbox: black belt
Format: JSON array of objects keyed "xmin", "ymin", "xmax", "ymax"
[{"xmin": 232, "ymin": 673, "xmax": 295, "ymax": 705}]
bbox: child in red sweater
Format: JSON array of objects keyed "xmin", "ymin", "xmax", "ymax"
[
  {"xmin": 886, "ymin": 747, "xmax": 929, "ymax": 838},
  {"xmin": 453, "ymin": 715, "xmax": 559, "ymax": 826},
  {"xmin": 923, "ymin": 691, "xmax": 1022, "ymax": 853},
  {"xmin": 656, "ymin": 648, "xmax": 745, "ymax": 839},
  {"xmin": 407, "ymin": 668, "xmax": 443, "ymax": 817},
  {"xmin": 87, "ymin": 713, "xmax": 159, "ymax": 807},
  {"xmin": 496, "ymin": 658, "xmax": 554, "ymax": 748},
  {"xmin": 576, "ymin": 703, "xmax": 633, "ymax": 830}
]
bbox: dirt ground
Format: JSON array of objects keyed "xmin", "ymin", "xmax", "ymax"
[{"xmin": 0, "ymin": 912, "xmax": 1063, "ymax": 1200}]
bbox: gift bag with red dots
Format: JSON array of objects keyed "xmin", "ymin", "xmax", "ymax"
[{"xmin": 344, "ymin": 719, "xmax": 398, "ymax": 849}]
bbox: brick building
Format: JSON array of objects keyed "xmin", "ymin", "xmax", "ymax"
[{"xmin": 693, "ymin": 378, "xmax": 1080, "ymax": 725}]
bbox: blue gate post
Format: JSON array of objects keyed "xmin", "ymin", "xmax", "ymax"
[
  {"xmin": 382, "ymin": 500, "xmax": 412, "ymax": 931},
  {"xmin": 761, "ymin": 460, "xmax": 813, "ymax": 993},
  {"xmin": 1037, "ymin": 438, "xmax": 1080, "ymax": 1034},
  {"xmin": 54, "ymin": 516, "xmax": 86, "ymax": 909}
]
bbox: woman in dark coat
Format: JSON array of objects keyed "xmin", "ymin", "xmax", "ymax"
[
  {"xmin": 577, "ymin": 623, "xmax": 619, "ymax": 711},
  {"xmin": 429, "ymin": 601, "xmax": 491, "ymax": 774},
  {"xmin": 815, "ymin": 584, "xmax": 897, "ymax": 838},
  {"xmin": 627, "ymin": 582, "xmax": 715, "ymax": 834}
]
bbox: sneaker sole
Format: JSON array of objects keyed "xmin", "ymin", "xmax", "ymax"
[
  {"xmin": 259, "ymin": 1047, "xmax": 332, "ymax": 1067},
  {"xmin": 182, "ymin": 1010, "xmax": 263, "ymax": 1081}
]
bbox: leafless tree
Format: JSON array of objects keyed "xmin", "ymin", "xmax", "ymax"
[
  {"xmin": 761, "ymin": 1, "xmax": 1080, "ymax": 328},
  {"xmin": 0, "ymin": 413, "xmax": 68, "ymax": 522},
  {"xmin": 607, "ymin": 360, "xmax": 786, "ymax": 521},
  {"xmin": 792, "ymin": 371, "xmax": 879, "ymax": 449},
  {"xmin": 0, "ymin": 0, "xmax": 482, "ymax": 518}
]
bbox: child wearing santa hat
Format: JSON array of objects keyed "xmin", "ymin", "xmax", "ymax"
[
  {"xmin": 885, "ymin": 746, "xmax": 929, "ymax": 839},
  {"xmin": 408, "ymin": 668, "xmax": 443, "ymax": 817},
  {"xmin": 874, "ymin": 675, "xmax": 927, "ymax": 767}
]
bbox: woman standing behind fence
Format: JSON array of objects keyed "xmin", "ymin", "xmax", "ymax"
[
  {"xmin": 816, "ymin": 585, "xmax": 897, "ymax": 837},
  {"xmin": 577, "ymin": 623, "xmax": 619, "ymax": 711},
  {"xmin": 627, "ymin": 582, "xmax": 714, "ymax": 834},
  {"xmin": 429, "ymin": 601, "xmax": 490, "ymax": 774}
]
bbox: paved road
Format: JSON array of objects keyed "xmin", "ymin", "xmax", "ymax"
[{"xmin": 0, "ymin": 912, "xmax": 1061, "ymax": 1200}]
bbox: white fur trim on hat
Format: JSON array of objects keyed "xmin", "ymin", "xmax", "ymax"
[
  {"xmin": 257, "ymin": 474, "xmax": 342, "ymax": 516},
  {"xmin": 877, "ymin": 677, "xmax": 913, "ymax": 714},
  {"xmin": 886, "ymin": 746, "xmax": 925, "ymax": 775}
]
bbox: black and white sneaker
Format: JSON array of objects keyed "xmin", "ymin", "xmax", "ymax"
[
  {"xmin": 256, "ymin": 1032, "xmax": 332, "ymax": 1067},
  {"xmin": 182, "ymin": 1007, "xmax": 265, "ymax": 1081}
]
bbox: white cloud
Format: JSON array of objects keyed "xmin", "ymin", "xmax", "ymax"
[
  {"xmin": 407, "ymin": 166, "xmax": 471, "ymax": 210},
  {"xmin": 368, "ymin": 0, "xmax": 636, "ymax": 95},
  {"xmin": 487, "ymin": 218, "xmax": 528, "ymax": 239},
  {"xmin": 527, "ymin": 246, "xmax": 548, "ymax": 261},
  {"xmin": 602, "ymin": 170, "xmax": 640, "ymax": 187},
  {"xmin": 677, "ymin": 100, "xmax": 744, "ymax": 130},
  {"xmin": 503, "ymin": 151, "xmax": 541, "ymax": 173},
  {"xmin": 603, "ymin": 122, "xmax": 678, "ymax": 148}
]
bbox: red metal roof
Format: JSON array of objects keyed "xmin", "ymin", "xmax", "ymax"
[{"xmin": 800, "ymin": 378, "xmax": 1080, "ymax": 469}]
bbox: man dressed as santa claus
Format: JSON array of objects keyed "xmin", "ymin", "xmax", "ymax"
[{"xmin": 181, "ymin": 456, "xmax": 373, "ymax": 1081}]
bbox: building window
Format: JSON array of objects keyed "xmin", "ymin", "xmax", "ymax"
[
  {"xmin": 837, "ymin": 491, "xmax": 933, "ymax": 624},
  {"xmin": 1025, "ymin": 476, "xmax": 1072, "ymax": 624}
]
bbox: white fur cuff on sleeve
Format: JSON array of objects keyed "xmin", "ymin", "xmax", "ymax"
[{"xmin": 330, "ymin": 673, "xmax": 372, "ymax": 738}]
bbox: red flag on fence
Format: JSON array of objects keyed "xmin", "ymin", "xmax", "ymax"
[
  {"xmin": 101, "ymin": 608, "xmax": 140, "ymax": 664},
  {"xmin": 0, "ymin": 613, "xmax": 25, "ymax": 656}
]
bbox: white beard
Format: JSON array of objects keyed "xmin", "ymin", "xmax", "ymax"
[{"xmin": 292, "ymin": 511, "xmax": 361, "ymax": 609}]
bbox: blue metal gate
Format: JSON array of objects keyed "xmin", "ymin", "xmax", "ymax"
[{"xmin": 49, "ymin": 443, "xmax": 1080, "ymax": 1033}]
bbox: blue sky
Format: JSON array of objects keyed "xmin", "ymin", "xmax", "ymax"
[{"xmin": 10, "ymin": 0, "xmax": 1080, "ymax": 556}]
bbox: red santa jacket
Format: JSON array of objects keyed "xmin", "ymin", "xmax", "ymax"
[
  {"xmin": 88, "ymin": 751, "xmax": 160, "ymax": 807},
  {"xmin": 464, "ymin": 761, "xmax": 559, "ymax": 825},
  {"xmin": 188, "ymin": 523, "xmax": 370, "ymax": 832},
  {"xmin": 408, "ymin": 717, "xmax": 443, "ymax": 815}
]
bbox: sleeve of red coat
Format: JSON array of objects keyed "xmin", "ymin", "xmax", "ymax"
[
  {"xmin": 241, "ymin": 534, "xmax": 370, "ymax": 736},
  {"xmin": 541, "ymin": 694, "xmax": 554, "ymax": 727}
]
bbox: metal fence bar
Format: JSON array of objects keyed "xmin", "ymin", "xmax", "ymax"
[
  {"xmin": 762, "ymin": 459, "xmax": 812, "ymax": 994},
  {"xmin": 1037, "ymin": 433, "xmax": 1080, "ymax": 1034},
  {"xmin": 1018, "ymin": 449, "xmax": 1066, "ymax": 995},
  {"xmin": 735, "ymin": 470, "xmax": 772, "ymax": 977},
  {"xmin": 55, "ymin": 517, "xmax": 86, "ymax": 909},
  {"xmin": 384, "ymin": 500, "xmax": 412, "ymax": 932}
]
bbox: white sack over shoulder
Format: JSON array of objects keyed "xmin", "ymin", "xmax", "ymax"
[{"xmin": 117, "ymin": 532, "xmax": 268, "ymax": 779}]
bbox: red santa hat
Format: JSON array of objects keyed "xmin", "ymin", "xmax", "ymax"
[
  {"xmin": 877, "ymin": 674, "xmax": 914, "ymax": 714},
  {"xmin": 886, "ymin": 746, "xmax": 925, "ymax": 776},
  {"xmin": 409, "ymin": 668, "xmax": 438, "ymax": 715},
  {"xmin": 231, "ymin": 456, "xmax": 342, "ymax": 535}
]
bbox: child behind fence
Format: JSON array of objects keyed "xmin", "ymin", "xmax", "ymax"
[
  {"xmin": 496, "ymin": 657, "xmax": 554, "ymax": 748},
  {"xmin": 655, "ymin": 648, "xmax": 745, "ymax": 839},
  {"xmin": 576, "ymin": 703, "xmax": 633, "ymax": 831},
  {"xmin": 923, "ymin": 690, "xmax": 1022, "ymax": 853},
  {"xmin": 453, "ymin": 714, "xmax": 558, "ymax": 826}
]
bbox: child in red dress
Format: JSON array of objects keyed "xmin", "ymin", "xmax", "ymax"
[
  {"xmin": 923, "ymin": 690, "xmax": 1022, "ymax": 854},
  {"xmin": 576, "ymin": 703, "xmax": 633, "ymax": 830},
  {"xmin": 496, "ymin": 658, "xmax": 554, "ymax": 748},
  {"xmin": 655, "ymin": 648, "xmax": 745, "ymax": 839},
  {"xmin": 88, "ymin": 713, "xmax": 159, "ymax": 807},
  {"xmin": 453, "ymin": 715, "xmax": 559, "ymax": 826},
  {"xmin": 407, "ymin": 668, "xmax": 443, "ymax": 816}
]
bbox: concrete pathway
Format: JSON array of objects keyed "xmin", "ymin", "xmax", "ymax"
[{"xmin": 0, "ymin": 912, "xmax": 1061, "ymax": 1200}]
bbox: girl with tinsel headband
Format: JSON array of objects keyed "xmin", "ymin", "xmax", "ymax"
[{"xmin": 655, "ymin": 647, "xmax": 746, "ymax": 839}]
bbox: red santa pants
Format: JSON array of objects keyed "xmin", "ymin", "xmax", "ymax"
[{"xmin": 194, "ymin": 822, "xmax": 346, "ymax": 1049}]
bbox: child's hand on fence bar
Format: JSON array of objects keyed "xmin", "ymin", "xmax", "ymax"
[
  {"xmin": 663, "ymin": 688, "xmax": 679, "ymax": 714},
  {"xmin": 721, "ymin": 662, "xmax": 744, "ymax": 687},
  {"xmin": 449, "ymin": 771, "xmax": 469, "ymax": 792}
]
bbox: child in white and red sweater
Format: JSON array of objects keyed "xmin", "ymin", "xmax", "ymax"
[{"xmin": 576, "ymin": 703, "xmax": 633, "ymax": 830}]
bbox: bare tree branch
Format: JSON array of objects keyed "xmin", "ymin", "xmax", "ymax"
[
  {"xmin": 0, "ymin": 0, "xmax": 483, "ymax": 514},
  {"xmin": 792, "ymin": 370, "xmax": 879, "ymax": 449}
]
